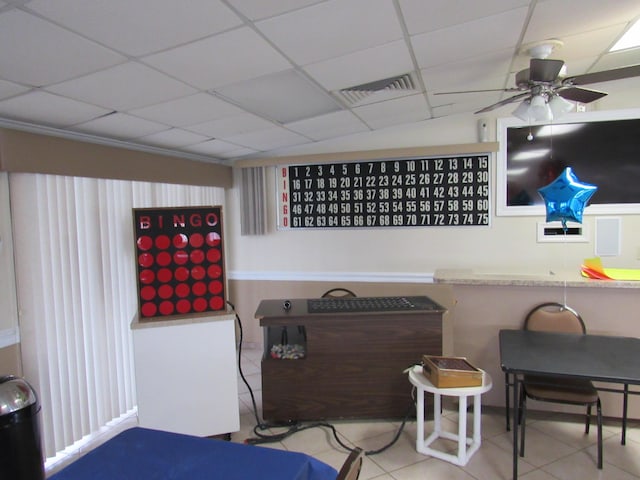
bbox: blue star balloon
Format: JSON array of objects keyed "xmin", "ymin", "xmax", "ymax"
[{"xmin": 537, "ymin": 167, "xmax": 598, "ymax": 229}]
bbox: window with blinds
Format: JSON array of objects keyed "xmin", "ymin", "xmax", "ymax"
[{"xmin": 9, "ymin": 173, "xmax": 225, "ymax": 459}]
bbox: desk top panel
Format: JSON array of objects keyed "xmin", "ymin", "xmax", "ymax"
[{"xmin": 255, "ymin": 295, "xmax": 446, "ymax": 321}]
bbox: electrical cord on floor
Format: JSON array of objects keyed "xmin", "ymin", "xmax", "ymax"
[
  {"xmin": 227, "ymin": 300, "xmax": 267, "ymax": 431},
  {"xmin": 228, "ymin": 300, "xmax": 418, "ymax": 456}
]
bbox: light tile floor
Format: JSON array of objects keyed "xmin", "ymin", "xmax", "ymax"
[{"xmin": 236, "ymin": 347, "xmax": 640, "ymax": 480}]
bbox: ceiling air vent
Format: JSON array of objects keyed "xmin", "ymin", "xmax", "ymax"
[{"xmin": 336, "ymin": 73, "xmax": 417, "ymax": 106}]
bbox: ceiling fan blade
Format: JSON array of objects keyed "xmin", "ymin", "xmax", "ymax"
[
  {"xmin": 434, "ymin": 88, "xmax": 520, "ymax": 95},
  {"xmin": 474, "ymin": 91, "xmax": 531, "ymax": 114},
  {"xmin": 529, "ymin": 58, "xmax": 564, "ymax": 82},
  {"xmin": 558, "ymin": 87, "xmax": 607, "ymax": 103},
  {"xmin": 564, "ymin": 64, "xmax": 640, "ymax": 86}
]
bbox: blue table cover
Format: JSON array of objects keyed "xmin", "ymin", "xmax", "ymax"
[{"xmin": 49, "ymin": 427, "xmax": 338, "ymax": 480}]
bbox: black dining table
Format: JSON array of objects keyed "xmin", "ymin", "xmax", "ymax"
[{"xmin": 499, "ymin": 329, "xmax": 640, "ymax": 479}]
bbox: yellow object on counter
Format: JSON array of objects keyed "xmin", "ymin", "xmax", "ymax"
[{"xmin": 581, "ymin": 257, "xmax": 640, "ymax": 281}]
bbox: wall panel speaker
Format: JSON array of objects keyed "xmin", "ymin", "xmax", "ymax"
[{"xmin": 595, "ymin": 217, "xmax": 621, "ymax": 257}]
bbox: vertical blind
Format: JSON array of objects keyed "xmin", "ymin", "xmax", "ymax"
[
  {"xmin": 9, "ymin": 173, "xmax": 225, "ymax": 458},
  {"xmin": 239, "ymin": 166, "xmax": 267, "ymax": 236}
]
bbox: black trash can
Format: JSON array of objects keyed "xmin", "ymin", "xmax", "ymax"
[{"xmin": 0, "ymin": 375, "xmax": 45, "ymax": 480}]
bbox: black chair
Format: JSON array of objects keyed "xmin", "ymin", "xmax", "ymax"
[
  {"xmin": 518, "ymin": 302, "xmax": 603, "ymax": 469},
  {"xmin": 321, "ymin": 287, "xmax": 357, "ymax": 298}
]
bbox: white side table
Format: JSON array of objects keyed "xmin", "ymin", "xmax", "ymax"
[{"xmin": 408, "ymin": 365, "xmax": 493, "ymax": 466}]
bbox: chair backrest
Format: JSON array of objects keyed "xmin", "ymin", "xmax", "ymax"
[
  {"xmin": 524, "ymin": 302, "xmax": 586, "ymax": 334},
  {"xmin": 322, "ymin": 288, "xmax": 356, "ymax": 298},
  {"xmin": 336, "ymin": 448, "xmax": 363, "ymax": 480}
]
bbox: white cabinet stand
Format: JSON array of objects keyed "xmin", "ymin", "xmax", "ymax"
[{"xmin": 131, "ymin": 313, "xmax": 239, "ymax": 437}]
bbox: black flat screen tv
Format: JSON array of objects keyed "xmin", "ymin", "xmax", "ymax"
[{"xmin": 497, "ymin": 108, "xmax": 640, "ymax": 216}]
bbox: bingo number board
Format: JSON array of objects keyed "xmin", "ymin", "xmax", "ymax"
[
  {"xmin": 278, "ymin": 154, "xmax": 491, "ymax": 229},
  {"xmin": 133, "ymin": 206, "xmax": 226, "ymax": 319}
]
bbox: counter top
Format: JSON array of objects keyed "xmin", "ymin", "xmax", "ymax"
[{"xmin": 433, "ymin": 268, "xmax": 640, "ymax": 289}]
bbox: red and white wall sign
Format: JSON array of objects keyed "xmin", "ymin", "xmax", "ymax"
[{"xmin": 133, "ymin": 206, "xmax": 226, "ymax": 319}]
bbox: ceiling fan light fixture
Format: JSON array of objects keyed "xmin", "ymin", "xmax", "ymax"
[
  {"xmin": 549, "ymin": 95, "xmax": 574, "ymax": 118},
  {"xmin": 513, "ymin": 94, "xmax": 560, "ymax": 123},
  {"xmin": 529, "ymin": 94, "xmax": 552, "ymax": 121},
  {"xmin": 512, "ymin": 99, "xmax": 533, "ymax": 122}
]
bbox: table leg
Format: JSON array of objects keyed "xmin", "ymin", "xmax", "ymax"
[
  {"xmin": 512, "ymin": 376, "xmax": 519, "ymax": 479},
  {"xmin": 458, "ymin": 395, "xmax": 468, "ymax": 463},
  {"xmin": 473, "ymin": 393, "xmax": 482, "ymax": 447},
  {"xmin": 433, "ymin": 391, "xmax": 442, "ymax": 438},
  {"xmin": 416, "ymin": 386, "xmax": 425, "ymax": 451},
  {"xmin": 622, "ymin": 383, "xmax": 628, "ymax": 445},
  {"xmin": 505, "ymin": 372, "xmax": 511, "ymax": 431}
]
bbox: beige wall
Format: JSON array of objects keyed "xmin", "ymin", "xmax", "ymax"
[
  {"xmin": 225, "ymin": 109, "xmax": 640, "ymax": 281},
  {"xmin": 0, "ymin": 344, "xmax": 22, "ymax": 376},
  {"xmin": 0, "ymin": 128, "xmax": 232, "ymax": 188},
  {"xmin": 449, "ymin": 282, "xmax": 640, "ymax": 419}
]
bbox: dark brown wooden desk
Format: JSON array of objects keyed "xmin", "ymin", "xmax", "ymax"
[
  {"xmin": 500, "ymin": 329, "xmax": 640, "ymax": 479},
  {"xmin": 255, "ymin": 296, "xmax": 445, "ymax": 421}
]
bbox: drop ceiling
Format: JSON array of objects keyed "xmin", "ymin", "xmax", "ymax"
[{"xmin": 1, "ymin": 0, "xmax": 640, "ymax": 164}]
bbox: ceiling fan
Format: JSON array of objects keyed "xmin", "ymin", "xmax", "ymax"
[{"xmin": 435, "ymin": 40, "xmax": 640, "ymax": 115}]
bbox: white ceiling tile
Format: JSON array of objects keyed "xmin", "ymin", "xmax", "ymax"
[
  {"xmin": 399, "ymin": 0, "xmax": 530, "ymax": 35},
  {"xmin": 2, "ymin": 0, "xmax": 640, "ymax": 160},
  {"xmin": 0, "ymin": 79, "xmax": 30, "ymax": 100},
  {"xmin": 552, "ymin": 26, "xmax": 620, "ymax": 67},
  {"xmin": 27, "ymin": 0, "xmax": 242, "ymax": 56},
  {"xmin": 186, "ymin": 113, "xmax": 275, "ymax": 138},
  {"xmin": 0, "ymin": 10, "xmax": 126, "ymax": 86},
  {"xmin": 129, "ymin": 93, "xmax": 245, "ymax": 127},
  {"xmin": 224, "ymin": 126, "xmax": 310, "ymax": 151},
  {"xmin": 256, "ymin": 0, "xmax": 404, "ymax": 65},
  {"xmin": 215, "ymin": 146, "xmax": 257, "ymax": 159},
  {"xmin": 286, "ymin": 111, "xmax": 369, "ymax": 140},
  {"xmin": 183, "ymin": 138, "xmax": 246, "ymax": 156},
  {"xmin": 46, "ymin": 62, "xmax": 196, "ymax": 110},
  {"xmin": 304, "ymin": 40, "xmax": 414, "ymax": 91},
  {"xmin": 524, "ymin": 0, "xmax": 640, "ymax": 45},
  {"xmin": 354, "ymin": 94, "xmax": 430, "ymax": 130},
  {"xmin": 226, "ymin": 0, "xmax": 324, "ymax": 21},
  {"xmin": 137, "ymin": 128, "xmax": 210, "ymax": 148},
  {"xmin": 216, "ymin": 70, "xmax": 341, "ymax": 123},
  {"xmin": 0, "ymin": 91, "xmax": 109, "ymax": 127},
  {"xmin": 143, "ymin": 27, "xmax": 292, "ymax": 90},
  {"xmin": 428, "ymin": 91, "xmax": 503, "ymax": 115},
  {"xmin": 184, "ymin": 140, "xmax": 257, "ymax": 159},
  {"xmin": 70, "ymin": 113, "xmax": 168, "ymax": 139},
  {"xmin": 422, "ymin": 49, "xmax": 513, "ymax": 93},
  {"xmin": 411, "ymin": 7, "xmax": 527, "ymax": 69}
]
